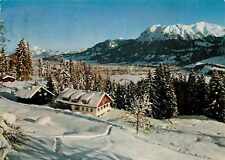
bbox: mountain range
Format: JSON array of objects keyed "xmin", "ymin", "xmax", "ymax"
[{"xmin": 54, "ymin": 22, "xmax": 225, "ymax": 65}]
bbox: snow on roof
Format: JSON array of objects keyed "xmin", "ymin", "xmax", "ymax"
[
  {"xmin": 2, "ymin": 75, "xmax": 16, "ymax": 80},
  {"xmin": 61, "ymin": 88, "xmax": 75, "ymax": 100},
  {"xmin": 15, "ymin": 85, "xmax": 55, "ymax": 99},
  {"xmin": 56, "ymin": 88, "xmax": 112, "ymax": 108}
]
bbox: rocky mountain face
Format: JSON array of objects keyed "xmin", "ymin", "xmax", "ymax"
[
  {"xmin": 138, "ymin": 22, "xmax": 225, "ymax": 42},
  {"xmin": 63, "ymin": 22, "xmax": 225, "ymax": 65}
]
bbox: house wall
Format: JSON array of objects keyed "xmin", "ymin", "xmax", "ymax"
[
  {"xmin": 71, "ymin": 105, "xmax": 97, "ymax": 116},
  {"xmin": 71, "ymin": 102, "xmax": 111, "ymax": 117},
  {"xmin": 98, "ymin": 96, "xmax": 112, "ymax": 108},
  {"xmin": 96, "ymin": 102, "xmax": 111, "ymax": 117}
]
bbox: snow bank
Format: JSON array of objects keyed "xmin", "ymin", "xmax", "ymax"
[
  {"xmin": 36, "ymin": 116, "xmax": 52, "ymax": 126},
  {"xmin": 1, "ymin": 113, "xmax": 16, "ymax": 124}
]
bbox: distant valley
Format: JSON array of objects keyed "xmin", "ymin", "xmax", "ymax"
[{"xmin": 59, "ymin": 22, "xmax": 225, "ymax": 66}]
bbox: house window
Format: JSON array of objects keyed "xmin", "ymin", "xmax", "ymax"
[
  {"xmin": 82, "ymin": 107, "xmax": 85, "ymax": 111},
  {"xmin": 86, "ymin": 108, "xmax": 89, "ymax": 112},
  {"xmin": 90, "ymin": 108, "xmax": 93, "ymax": 112}
]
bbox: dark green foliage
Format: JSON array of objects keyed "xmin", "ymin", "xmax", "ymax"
[
  {"xmin": 207, "ymin": 71, "xmax": 225, "ymax": 122},
  {"xmin": 15, "ymin": 39, "xmax": 33, "ymax": 80},
  {"xmin": 185, "ymin": 71, "xmax": 198, "ymax": 114},
  {"xmin": 46, "ymin": 76, "xmax": 58, "ymax": 95},
  {"xmin": 0, "ymin": 47, "xmax": 7, "ymax": 75},
  {"xmin": 114, "ymin": 83, "xmax": 127, "ymax": 110},
  {"xmin": 195, "ymin": 75, "xmax": 209, "ymax": 114},
  {"xmin": 125, "ymin": 82, "xmax": 137, "ymax": 111},
  {"xmin": 152, "ymin": 65, "xmax": 178, "ymax": 119},
  {"xmin": 173, "ymin": 74, "xmax": 188, "ymax": 115}
]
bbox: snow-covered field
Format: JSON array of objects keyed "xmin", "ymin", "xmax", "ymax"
[
  {"xmin": 195, "ymin": 56, "xmax": 225, "ymax": 66},
  {"xmin": 0, "ymin": 97, "xmax": 224, "ymax": 160},
  {"xmin": 185, "ymin": 56, "xmax": 225, "ymax": 68},
  {"xmin": 110, "ymin": 74, "xmax": 146, "ymax": 84}
]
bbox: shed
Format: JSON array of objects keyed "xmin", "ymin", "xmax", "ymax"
[{"xmin": 15, "ymin": 85, "xmax": 55, "ymax": 105}]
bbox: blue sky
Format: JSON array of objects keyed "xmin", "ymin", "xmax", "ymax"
[{"xmin": 2, "ymin": 0, "xmax": 225, "ymax": 51}]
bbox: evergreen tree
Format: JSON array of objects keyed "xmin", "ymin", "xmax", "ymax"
[
  {"xmin": 103, "ymin": 78, "xmax": 113, "ymax": 94},
  {"xmin": 195, "ymin": 75, "xmax": 209, "ymax": 114},
  {"xmin": 186, "ymin": 71, "xmax": 199, "ymax": 114},
  {"xmin": 38, "ymin": 59, "xmax": 43, "ymax": 78},
  {"xmin": 208, "ymin": 71, "xmax": 225, "ymax": 122},
  {"xmin": 15, "ymin": 39, "xmax": 32, "ymax": 80},
  {"xmin": 152, "ymin": 64, "xmax": 178, "ymax": 119},
  {"xmin": 125, "ymin": 81, "xmax": 136, "ymax": 111},
  {"xmin": 173, "ymin": 74, "xmax": 188, "ymax": 115},
  {"xmin": 83, "ymin": 63, "xmax": 93, "ymax": 90},
  {"xmin": 0, "ymin": 18, "xmax": 7, "ymax": 49},
  {"xmin": 92, "ymin": 73, "xmax": 102, "ymax": 91},
  {"xmin": 114, "ymin": 83, "xmax": 127, "ymax": 110},
  {"xmin": 138, "ymin": 70, "xmax": 154, "ymax": 116},
  {"xmin": 46, "ymin": 76, "xmax": 58, "ymax": 95},
  {"xmin": 0, "ymin": 47, "xmax": 6, "ymax": 76}
]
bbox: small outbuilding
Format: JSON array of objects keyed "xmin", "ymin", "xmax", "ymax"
[
  {"xmin": 55, "ymin": 88, "xmax": 113, "ymax": 116},
  {"xmin": 0, "ymin": 75, "xmax": 16, "ymax": 82},
  {"xmin": 15, "ymin": 85, "xmax": 55, "ymax": 105}
]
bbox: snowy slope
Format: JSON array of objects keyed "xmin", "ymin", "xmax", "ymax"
[
  {"xmin": 0, "ymin": 96, "xmax": 224, "ymax": 160},
  {"xmin": 195, "ymin": 56, "xmax": 225, "ymax": 66},
  {"xmin": 138, "ymin": 22, "xmax": 225, "ymax": 42}
]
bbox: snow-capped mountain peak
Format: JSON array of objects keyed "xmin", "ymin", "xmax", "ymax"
[{"xmin": 138, "ymin": 22, "xmax": 225, "ymax": 42}]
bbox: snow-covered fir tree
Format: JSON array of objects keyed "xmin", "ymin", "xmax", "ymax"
[
  {"xmin": 136, "ymin": 70, "xmax": 154, "ymax": 116},
  {"xmin": 15, "ymin": 39, "xmax": 32, "ymax": 80},
  {"xmin": 114, "ymin": 83, "xmax": 127, "ymax": 110},
  {"xmin": 195, "ymin": 74, "xmax": 209, "ymax": 114},
  {"xmin": 152, "ymin": 64, "xmax": 178, "ymax": 119},
  {"xmin": 173, "ymin": 73, "xmax": 186, "ymax": 114},
  {"xmin": 38, "ymin": 59, "xmax": 43, "ymax": 78},
  {"xmin": 186, "ymin": 71, "xmax": 199, "ymax": 114},
  {"xmin": 125, "ymin": 81, "xmax": 136, "ymax": 110},
  {"xmin": 0, "ymin": 18, "xmax": 7, "ymax": 49},
  {"xmin": 0, "ymin": 16, "xmax": 7, "ymax": 76},
  {"xmin": 128, "ymin": 94, "xmax": 151, "ymax": 135},
  {"xmin": 46, "ymin": 76, "xmax": 59, "ymax": 95},
  {"xmin": 208, "ymin": 71, "xmax": 225, "ymax": 122},
  {"xmin": 0, "ymin": 47, "xmax": 6, "ymax": 76}
]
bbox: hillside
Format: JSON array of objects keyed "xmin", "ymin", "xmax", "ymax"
[{"xmin": 0, "ymin": 97, "xmax": 224, "ymax": 160}]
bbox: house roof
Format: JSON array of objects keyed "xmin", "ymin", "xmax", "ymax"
[
  {"xmin": 1, "ymin": 75, "xmax": 16, "ymax": 80},
  {"xmin": 56, "ymin": 88, "xmax": 113, "ymax": 108},
  {"xmin": 15, "ymin": 85, "xmax": 55, "ymax": 99}
]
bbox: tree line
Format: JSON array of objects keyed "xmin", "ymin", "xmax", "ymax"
[
  {"xmin": 45, "ymin": 60, "xmax": 225, "ymax": 123},
  {"xmin": 111, "ymin": 65, "xmax": 225, "ymax": 123}
]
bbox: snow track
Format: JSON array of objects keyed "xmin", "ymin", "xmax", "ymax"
[
  {"xmin": 27, "ymin": 125, "xmax": 113, "ymax": 139},
  {"xmin": 56, "ymin": 125, "xmax": 113, "ymax": 139}
]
